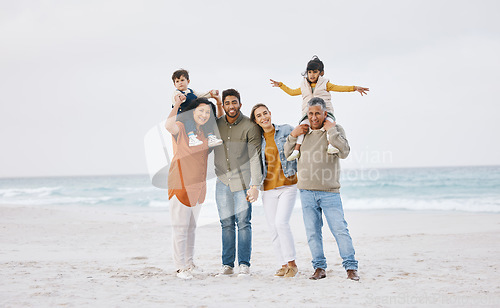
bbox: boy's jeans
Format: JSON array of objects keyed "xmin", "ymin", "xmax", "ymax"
[
  {"xmin": 299, "ymin": 189, "xmax": 358, "ymax": 270},
  {"xmin": 216, "ymin": 179, "xmax": 252, "ymax": 267}
]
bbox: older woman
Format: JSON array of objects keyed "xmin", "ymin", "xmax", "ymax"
[
  {"xmin": 165, "ymin": 95, "xmax": 221, "ymax": 280},
  {"xmin": 250, "ymin": 103, "xmax": 299, "ymax": 278}
]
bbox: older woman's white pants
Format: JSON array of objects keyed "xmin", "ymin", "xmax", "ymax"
[
  {"xmin": 169, "ymin": 196, "xmax": 202, "ymax": 271},
  {"xmin": 262, "ymin": 184, "xmax": 297, "ymax": 266}
]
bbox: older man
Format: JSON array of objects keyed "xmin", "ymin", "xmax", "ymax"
[
  {"xmin": 213, "ymin": 88, "xmax": 262, "ymax": 277},
  {"xmin": 284, "ymin": 97, "xmax": 359, "ymax": 281}
]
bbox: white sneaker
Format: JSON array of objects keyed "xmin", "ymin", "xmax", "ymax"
[
  {"xmin": 176, "ymin": 269, "xmax": 193, "ymax": 280},
  {"xmin": 189, "ymin": 134, "xmax": 203, "ymax": 147},
  {"xmin": 238, "ymin": 264, "xmax": 250, "ymax": 277},
  {"xmin": 216, "ymin": 265, "xmax": 234, "ymax": 277},
  {"xmin": 186, "ymin": 263, "xmax": 203, "ymax": 274},
  {"xmin": 287, "ymin": 150, "xmax": 300, "ymax": 161},
  {"xmin": 207, "ymin": 134, "xmax": 223, "ymax": 147},
  {"xmin": 327, "ymin": 144, "xmax": 339, "ymax": 154}
]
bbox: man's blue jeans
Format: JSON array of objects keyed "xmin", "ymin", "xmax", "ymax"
[
  {"xmin": 216, "ymin": 179, "xmax": 252, "ymax": 267},
  {"xmin": 300, "ymin": 189, "xmax": 358, "ymax": 270}
]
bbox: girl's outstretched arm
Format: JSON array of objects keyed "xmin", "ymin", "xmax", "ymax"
[
  {"xmin": 270, "ymin": 79, "xmax": 301, "ymax": 96},
  {"xmin": 270, "ymin": 79, "xmax": 281, "ymax": 87},
  {"xmin": 354, "ymin": 86, "xmax": 369, "ymax": 96}
]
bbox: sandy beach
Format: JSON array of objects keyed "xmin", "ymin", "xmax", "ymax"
[{"xmin": 1, "ymin": 203, "xmax": 499, "ymax": 307}]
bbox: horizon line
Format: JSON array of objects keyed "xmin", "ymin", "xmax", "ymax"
[{"xmin": 1, "ymin": 164, "xmax": 499, "ymax": 180}]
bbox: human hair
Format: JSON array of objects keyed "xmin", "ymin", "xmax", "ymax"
[
  {"xmin": 222, "ymin": 88, "xmax": 241, "ymax": 104},
  {"xmin": 171, "ymin": 69, "xmax": 189, "ymax": 82},
  {"xmin": 181, "ymin": 97, "xmax": 217, "ymax": 127},
  {"xmin": 307, "ymin": 97, "xmax": 327, "ymax": 111},
  {"xmin": 250, "ymin": 103, "xmax": 269, "ymax": 124},
  {"xmin": 302, "ymin": 55, "xmax": 324, "ymax": 76}
]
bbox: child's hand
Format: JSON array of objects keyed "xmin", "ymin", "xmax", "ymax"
[
  {"xmin": 270, "ymin": 79, "xmax": 281, "ymax": 87},
  {"xmin": 174, "ymin": 93, "xmax": 186, "ymax": 105},
  {"xmin": 354, "ymin": 86, "xmax": 369, "ymax": 96},
  {"xmin": 290, "ymin": 124, "xmax": 309, "ymax": 138}
]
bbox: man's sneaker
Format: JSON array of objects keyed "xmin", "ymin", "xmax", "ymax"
[
  {"xmin": 287, "ymin": 150, "xmax": 300, "ymax": 161},
  {"xmin": 238, "ymin": 264, "xmax": 250, "ymax": 277},
  {"xmin": 176, "ymin": 269, "xmax": 193, "ymax": 280},
  {"xmin": 207, "ymin": 134, "xmax": 223, "ymax": 147},
  {"xmin": 189, "ymin": 134, "xmax": 203, "ymax": 147},
  {"xmin": 216, "ymin": 265, "xmax": 234, "ymax": 277},
  {"xmin": 327, "ymin": 144, "xmax": 340, "ymax": 154}
]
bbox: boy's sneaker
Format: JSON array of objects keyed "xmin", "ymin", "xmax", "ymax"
[
  {"xmin": 216, "ymin": 265, "xmax": 234, "ymax": 277},
  {"xmin": 207, "ymin": 134, "xmax": 223, "ymax": 147},
  {"xmin": 188, "ymin": 134, "xmax": 203, "ymax": 147},
  {"xmin": 327, "ymin": 144, "xmax": 340, "ymax": 154},
  {"xmin": 287, "ymin": 150, "xmax": 300, "ymax": 161},
  {"xmin": 176, "ymin": 269, "xmax": 193, "ymax": 280},
  {"xmin": 238, "ymin": 264, "xmax": 250, "ymax": 277}
]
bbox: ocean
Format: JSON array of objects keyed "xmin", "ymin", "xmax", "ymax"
[{"xmin": 1, "ymin": 165, "xmax": 499, "ymax": 213}]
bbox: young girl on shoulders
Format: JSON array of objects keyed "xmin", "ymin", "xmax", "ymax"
[{"xmin": 270, "ymin": 56, "xmax": 369, "ymax": 161}]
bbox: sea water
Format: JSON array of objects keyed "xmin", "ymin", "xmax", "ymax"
[{"xmin": 1, "ymin": 166, "xmax": 499, "ymax": 213}]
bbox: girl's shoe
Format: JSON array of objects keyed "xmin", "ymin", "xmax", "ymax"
[
  {"xmin": 327, "ymin": 144, "xmax": 339, "ymax": 154},
  {"xmin": 287, "ymin": 150, "xmax": 300, "ymax": 161}
]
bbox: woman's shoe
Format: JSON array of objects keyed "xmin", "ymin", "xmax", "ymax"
[
  {"xmin": 284, "ymin": 266, "xmax": 298, "ymax": 278},
  {"xmin": 176, "ymin": 269, "xmax": 193, "ymax": 280},
  {"xmin": 274, "ymin": 267, "xmax": 287, "ymax": 277}
]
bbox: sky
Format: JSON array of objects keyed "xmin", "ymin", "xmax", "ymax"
[{"xmin": 1, "ymin": 0, "xmax": 499, "ymax": 178}]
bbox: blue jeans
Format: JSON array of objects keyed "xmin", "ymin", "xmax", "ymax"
[
  {"xmin": 300, "ymin": 190, "xmax": 358, "ymax": 270},
  {"xmin": 216, "ymin": 179, "xmax": 252, "ymax": 267}
]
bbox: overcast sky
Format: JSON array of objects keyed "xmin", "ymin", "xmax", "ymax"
[{"xmin": 1, "ymin": 0, "xmax": 499, "ymax": 178}]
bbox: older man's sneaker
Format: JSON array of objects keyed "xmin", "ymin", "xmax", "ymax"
[
  {"xmin": 238, "ymin": 264, "xmax": 250, "ymax": 277},
  {"xmin": 309, "ymin": 268, "xmax": 326, "ymax": 280},
  {"xmin": 347, "ymin": 269, "xmax": 360, "ymax": 281}
]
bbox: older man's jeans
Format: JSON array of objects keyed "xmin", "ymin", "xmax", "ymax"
[
  {"xmin": 300, "ymin": 189, "xmax": 358, "ymax": 270},
  {"xmin": 216, "ymin": 179, "xmax": 252, "ymax": 267}
]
